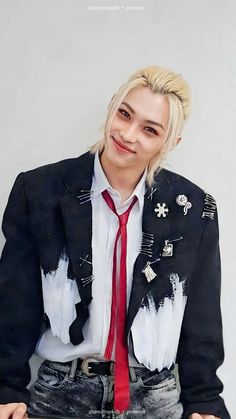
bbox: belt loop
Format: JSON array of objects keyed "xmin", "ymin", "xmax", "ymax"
[
  {"xmin": 129, "ymin": 366, "xmax": 138, "ymax": 382},
  {"xmin": 69, "ymin": 358, "xmax": 78, "ymax": 379}
]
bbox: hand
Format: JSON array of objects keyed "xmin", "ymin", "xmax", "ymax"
[
  {"xmin": 0, "ymin": 403, "xmax": 28, "ymax": 419},
  {"xmin": 189, "ymin": 414, "xmax": 221, "ymax": 419}
]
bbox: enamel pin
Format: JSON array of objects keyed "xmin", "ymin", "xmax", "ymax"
[
  {"xmin": 154, "ymin": 203, "xmax": 169, "ymax": 218},
  {"xmin": 142, "ymin": 258, "xmax": 161, "ymax": 282},
  {"xmin": 162, "ymin": 240, "xmax": 173, "ymax": 257},
  {"xmin": 176, "ymin": 194, "xmax": 192, "ymax": 215},
  {"xmin": 161, "ymin": 236, "xmax": 184, "ymax": 257}
]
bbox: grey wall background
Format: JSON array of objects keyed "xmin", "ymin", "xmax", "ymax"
[{"xmin": 0, "ymin": 0, "xmax": 235, "ymax": 416}]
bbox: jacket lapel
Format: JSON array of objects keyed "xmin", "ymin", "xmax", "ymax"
[
  {"xmin": 60, "ymin": 151, "xmax": 95, "ymax": 344},
  {"xmin": 126, "ymin": 168, "xmax": 174, "ymax": 337}
]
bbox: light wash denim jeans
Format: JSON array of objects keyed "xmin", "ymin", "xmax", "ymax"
[{"xmin": 27, "ymin": 360, "xmax": 183, "ymax": 419}]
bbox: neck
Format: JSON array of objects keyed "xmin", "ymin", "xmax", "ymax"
[{"xmin": 99, "ymin": 150, "xmax": 146, "ymax": 193}]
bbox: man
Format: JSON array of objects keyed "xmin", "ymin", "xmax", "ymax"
[{"xmin": 0, "ymin": 66, "xmax": 230, "ymax": 418}]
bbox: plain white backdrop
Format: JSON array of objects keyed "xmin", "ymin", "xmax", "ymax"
[{"xmin": 0, "ymin": 0, "xmax": 235, "ymax": 416}]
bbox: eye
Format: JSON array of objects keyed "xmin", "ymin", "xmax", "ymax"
[
  {"xmin": 118, "ymin": 108, "xmax": 130, "ymax": 119},
  {"xmin": 144, "ymin": 126, "xmax": 158, "ymax": 135},
  {"xmin": 118, "ymin": 109, "xmax": 158, "ymax": 136}
]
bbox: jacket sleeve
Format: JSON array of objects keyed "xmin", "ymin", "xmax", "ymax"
[
  {"xmin": 0, "ymin": 172, "xmax": 44, "ymax": 404},
  {"xmin": 176, "ymin": 200, "xmax": 231, "ymax": 419}
]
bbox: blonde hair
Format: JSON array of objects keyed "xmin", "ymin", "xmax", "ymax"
[{"xmin": 88, "ymin": 65, "xmax": 191, "ymax": 188}]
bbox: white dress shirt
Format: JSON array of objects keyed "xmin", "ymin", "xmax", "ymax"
[{"xmin": 36, "ymin": 150, "xmax": 147, "ymax": 367}]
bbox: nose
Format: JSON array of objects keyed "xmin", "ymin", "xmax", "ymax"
[{"xmin": 120, "ymin": 125, "xmax": 138, "ymax": 143}]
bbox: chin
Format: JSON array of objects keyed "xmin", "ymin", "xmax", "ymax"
[{"xmin": 108, "ymin": 153, "xmax": 128, "ymax": 168}]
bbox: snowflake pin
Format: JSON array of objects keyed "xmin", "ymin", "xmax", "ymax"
[{"xmin": 154, "ymin": 203, "xmax": 169, "ymax": 218}]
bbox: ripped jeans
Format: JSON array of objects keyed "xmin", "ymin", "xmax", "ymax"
[{"xmin": 27, "ymin": 359, "xmax": 183, "ymax": 419}]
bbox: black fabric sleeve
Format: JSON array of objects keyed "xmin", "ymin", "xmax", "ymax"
[
  {"xmin": 0, "ymin": 172, "xmax": 44, "ymax": 404},
  {"xmin": 176, "ymin": 202, "xmax": 231, "ymax": 419}
]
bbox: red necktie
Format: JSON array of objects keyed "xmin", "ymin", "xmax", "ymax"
[{"xmin": 102, "ymin": 190, "xmax": 138, "ymax": 413}]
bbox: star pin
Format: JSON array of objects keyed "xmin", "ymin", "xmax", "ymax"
[{"xmin": 154, "ymin": 203, "xmax": 169, "ymax": 218}]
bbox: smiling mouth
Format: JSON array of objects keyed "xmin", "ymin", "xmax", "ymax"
[{"xmin": 112, "ymin": 136, "xmax": 136, "ymax": 153}]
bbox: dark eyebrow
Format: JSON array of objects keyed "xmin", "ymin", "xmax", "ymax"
[{"xmin": 121, "ymin": 101, "xmax": 165, "ymax": 131}]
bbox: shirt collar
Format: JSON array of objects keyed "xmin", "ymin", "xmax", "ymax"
[{"xmin": 92, "ymin": 150, "xmax": 147, "ymax": 204}]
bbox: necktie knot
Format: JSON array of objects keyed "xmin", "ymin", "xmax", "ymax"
[{"xmin": 102, "ymin": 190, "xmax": 138, "ymax": 224}]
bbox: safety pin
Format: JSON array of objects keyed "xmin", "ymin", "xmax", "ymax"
[
  {"xmin": 77, "ymin": 190, "xmax": 94, "ymax": 204},
  {"xmin": 79, "ymin": 255, "xmax": 92, "ymax": 266},
  {"xmin": 147, "ymin": 187, "xmax": 158, "ymax": 201},
  {"xmin": 81, "ymin": 275, "xmax": 95, "ymax": 287}
]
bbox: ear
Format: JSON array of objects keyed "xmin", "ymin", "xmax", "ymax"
[{"xmin": 170, "ymin": 135, "xmax": 182, "ymax": 151}]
